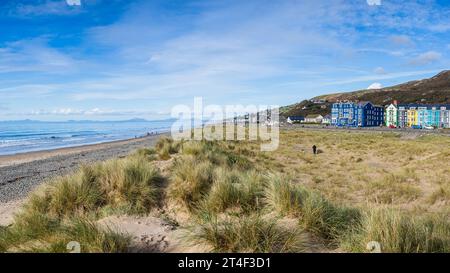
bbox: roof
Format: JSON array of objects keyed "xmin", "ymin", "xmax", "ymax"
[
  {"xmin": 397, "ymin": 104, "xmax": 450, "ymax": 110},
  {"xmin": 333, "ymin": 101, "xmax": 378, "ymax": 107},
  {"xmin": 333, "ymin": 101, "xmax": 389, "ymax": 108},
  {"xmin": 386, "ymin": 103, "xmax": 398, "ymax": 108},
  {"xmin": 287, "ymin": 116, "xmax": 304, "ymax": 120},
  {"xmin": 305, "ymin": 114, "xmax": 323, "ymax": 119}
]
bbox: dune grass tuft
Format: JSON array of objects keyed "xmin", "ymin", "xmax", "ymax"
[
  {"xmin": 201, "ymin": 168, "xmax": 265, "ymax": 213},
  {"xmin": 167, "ymin": 156, "xmax": 215, "ymax": 209},
  {"xmin": 264, "ymin": 173, "xmax": 303, "ymax": 216},
  {"xmin": 155, "ymin": 137, "xmax": 180, "ymax": 160},
  {"xmin": 181, "ymin": 140, "xmax": 252, "ymax": 170},
  {"xmin": 190, "ymin": 212, "xmax": 306, "ymax": 253},
  {"xmin": 23, "ymin": 157, "xmax": 163, "ymax": 218},
  {"xmin": 341, "ymin": 208, "xmax": 450, "ymax": 253},
  {"xmin": 264, "ymin": 173, "xmax": 359, "ymax": 242},
  {"xmin": 296, "ymin": 188, "xmax": 360, "ymax": 242},
  {"xmin": 0, "ymin": 156, "xmax": 162, "ymax": 252},
  {"xmin": 132, "ymin": 148, "xmax": 157, "ymax": 160},
  {"xmin": 0, "ymin": 217, "xmax": 130, "ymax": 253}
]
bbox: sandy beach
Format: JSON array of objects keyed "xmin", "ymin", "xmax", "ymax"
[{"xmin": 0, "ymin": 134, "xmax": 166, "ymax": 225}]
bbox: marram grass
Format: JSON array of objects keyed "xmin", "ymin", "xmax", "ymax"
[
  {"xmin": 2, "ymin": 134, "xmax": 450, "ymax": 253},
  {"xmin": 0, "ymin": 155, "xmax": 162, "ymax": 252}
]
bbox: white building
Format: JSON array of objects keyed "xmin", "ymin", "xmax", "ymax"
[{"xmin": 304, "ymin": 114, "xmax": 324, "ymax": 123}]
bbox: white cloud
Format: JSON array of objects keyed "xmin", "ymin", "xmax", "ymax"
[
  {"xmin": 11, "ymin": 1, "xmax": 82, "ymax": 17},
  {"xmin": 66, "ymin": 0, "xmax": 81, "ymax": 6},
  {"xmin": 357, "ymin": 48, "xmax": 406, "ymax": 57},
  {"xmin": 367, "ymin": 83, "xmax": 383, "ymax": 89},
  {"xmin": 410, "ymin": 51, "xmax": 442, "ymax": 65},
  {"xmin": 367, "ymin": 0, "xmax": 382, "ymax": 6},
  {"xmin": 28, "ymin": 107, "xmax": 163, "ymax": 117},
  {"xmin": 374, "ymin": 67, "xmax": 386, "ymax": 74}
]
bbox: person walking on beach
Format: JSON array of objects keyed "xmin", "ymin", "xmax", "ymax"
[{"xmin": 312, "ymin": 145, "xmax": 317, "ymax": 155}]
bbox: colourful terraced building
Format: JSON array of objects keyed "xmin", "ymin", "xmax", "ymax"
[
  {"xmin": 385, "ymin": 102, "xmax": 450, "ymax": 128},
  {"xmin": 331, "ymin": 101, "xmax": 384, "ymax": 127}
]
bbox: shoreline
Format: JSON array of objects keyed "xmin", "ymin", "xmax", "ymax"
[
  {"xmin": 0, "ymin": 133, "xmax": 168, "ymax": 205},
  {"xmin": 0, "ymin": 133, "xmax": 168, "ymax": 168}
]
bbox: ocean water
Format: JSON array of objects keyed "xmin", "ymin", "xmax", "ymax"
[{"xmin": 0, "ymin": 120, "xmax": 174, "ymax": 156}]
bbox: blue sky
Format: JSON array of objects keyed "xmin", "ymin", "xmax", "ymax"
[{"xmin": 0, "ymin": 0, "xmax": 449, "ymax": 121}]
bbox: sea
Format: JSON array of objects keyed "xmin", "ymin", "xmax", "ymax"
[{"xmin": 0, "ymin": 119, "xmax": 174, "ymax": 156}]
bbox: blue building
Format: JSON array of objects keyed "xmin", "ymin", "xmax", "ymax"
[{"xmin": 331, "ymin": 101, "xmax": 384, "ymax": 127}]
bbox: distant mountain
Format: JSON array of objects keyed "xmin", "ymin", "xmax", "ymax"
[
  {"xmin": 65, "ymin": 118, "xmax": 152, "ymax": 123},
  {"xmin": 0, "ymin": 119, "xmax": 41, "ymax": 123},
  {"xmin": 117, "ymin": 118, "xmax": 149, "ymax": 123},
  {"xmin": 281, "ymin": 70, "xmax": 450, "ymax": 118}
]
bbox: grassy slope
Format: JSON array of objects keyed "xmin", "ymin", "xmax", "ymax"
[{"xmin": 1, "ymin": 131, "xmax": 449, "ymax": 253}]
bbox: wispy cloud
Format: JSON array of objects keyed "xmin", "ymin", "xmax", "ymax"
[
  {"xmin": 319, "ymin": 69, "xmax": 443, "ymax": 87},
  {"xmin": 66, "ymin": 0, "xmax": 82, "ymax": 7},
  {"xmin": 389, "ymin": 35, "xmax": 413, "ymax": 46},
  {"xmin": 0, "ymin": 38, "xmax": 80, "ymax": 74},
  {"xmin": 0, "ymin": 84, "xmax": 59, "ymax": 99},
  {"xmin": 409, "ymin": 51, "xmax": 442, "ymax": 66},
  {"xmin": 8, "ymin": 0, "xmax": 83, "ymax": 17},
  {"xmin": 374, "ymin": 67, "xmax": 386, "ymax": 74},
  {"xmin": 27, "ymin": 107, "xmax": 165, "ymax": 117},
  {"xmin": 356, "ymin": 48, "xmax": 407, "ymax": 57}
]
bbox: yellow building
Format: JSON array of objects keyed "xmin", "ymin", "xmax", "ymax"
[{"xmin": 407, "ymin": 108, "xmax": 418, "ymax": 127}]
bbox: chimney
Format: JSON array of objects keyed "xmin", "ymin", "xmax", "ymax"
[{"xmin": 393, "ymin": 100, "xmax": 398, "ymax": 105}]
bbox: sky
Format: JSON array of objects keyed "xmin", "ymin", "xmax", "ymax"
[{"xmin": 0, "ymin": 0, "xmax": 449, "ymax": 121}]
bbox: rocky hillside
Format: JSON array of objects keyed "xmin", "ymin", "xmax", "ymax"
[{"xmin": 281, "ymin": 70, "xmax": 450, "ymax": 118}]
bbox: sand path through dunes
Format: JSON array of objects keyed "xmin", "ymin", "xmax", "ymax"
[
  {"xmin": 97, "ymin": 215, "xmax": 210, "ymax": 253},
  {"xmin": 0, "ymin": 199, "xmax": 24, "ymax": 226}
]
